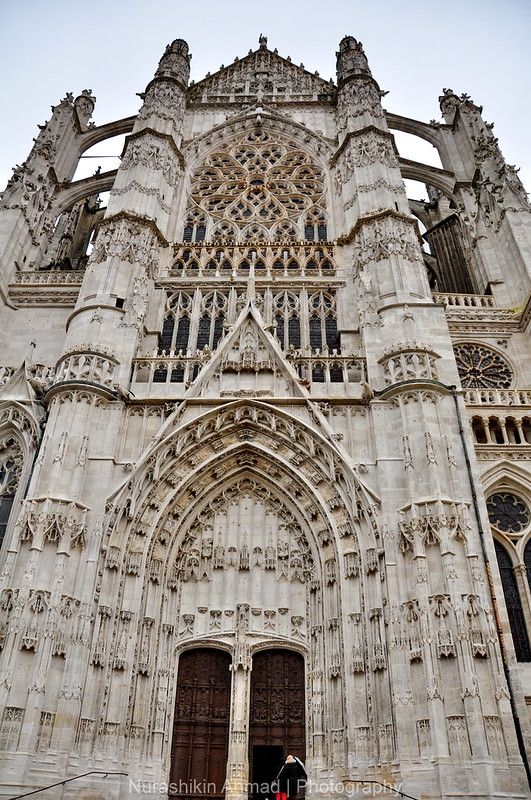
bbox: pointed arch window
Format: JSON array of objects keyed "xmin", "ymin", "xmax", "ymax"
[
  {"xmin": 494, "ymin": 540, "xmax": 531, "ymax": 661},
  {"xmin": 274, "ymin": 292, "xmax": 301, "ymax": 350},
  {"xmin": 308, "ymin": 292, "xmax": 340, "ymax": 353},
  {"xmin": 183, "ymin": 209, "xmax": 207, "ymax": 243},
  {"xmin": 158, "ymin": 292, "xmax": 193, "ymax": 354},
  {"xmin": 304, "ymin": 208, "xmax": 327, "ymax": 242},
  {"xmin": 196, "ymin": 291, "xmax": 228, "ymax": 350},
  {"xmin": 0, "ymin": 436, "xmax": 22, "ymax": 551}
]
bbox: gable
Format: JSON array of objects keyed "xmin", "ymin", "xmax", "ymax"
[
  {"xmin": 185, "ymin": 300, "xmax": 307, "ymax": 400},
  {"xmin": 188, "ymin": 44, "xmax": 336, "ymax": 104}
]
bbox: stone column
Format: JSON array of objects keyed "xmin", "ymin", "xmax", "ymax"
[{"xmin": 226, "ymin": 605, "xmax": 252, "ymax": 800}]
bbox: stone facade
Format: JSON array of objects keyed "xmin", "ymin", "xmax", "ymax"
[{"xmin": 0, "ymin": 34, "xmax": 530, "ymax": 800}]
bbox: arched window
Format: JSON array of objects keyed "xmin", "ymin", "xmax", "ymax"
[
  {"xmin": 183, "ymin": 209, "xmax": 207, "ymax": 242},
  {"xmin": 0, "ymin": 435, "xmax": 22, "ymax": 551},
  {"xmin": 308, "ymin": 292, "xmax": 340, "ymax": 352},
  {"xmin": 304, "ymin": 208, "xmax": 327, "ymax": 242},
  {"xmin": 196, "ymin": 291, "xmax": 227, "ymax": 350},
  {"xmin": 274, "ymin": 292, "xmax": 301, "ymax": 350},
  {"xmin": 494, "ymin": 540, "xmax": 531, "ymax": 661},
  {"xmin": 158, "ymin": 292, "xmax": 193, "ymax": 353}
]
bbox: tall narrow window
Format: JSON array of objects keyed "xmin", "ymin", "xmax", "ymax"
[
  {"xmin": 274, "ymin": 292, "xmax": 300, "ymax": 350},
  {"xmin": 494, "ymin": 540, "xmax": 531, "ymax": 662},
  {"xmin": 182, "ymin": 210, "xmax": 208, "ymax": 243},
  {"xmin": 196, "ymin": 292, "xmax": 227, "ymax": 351},
  {"xmin": 0, "ymin": 437, "xmax": 22, "ymax": 551},
  {"xmin": 157, "ymin": 292, "xmax": 193, "ymax": 354},
  {"xmin": 308, "ymin": 292, "xmax": 340, "ymax": 352},
  {"xmin": 304, "ymin": 208, "xmax": 327, "ymax": 242}
]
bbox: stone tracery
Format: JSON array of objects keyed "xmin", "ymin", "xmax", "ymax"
[{"xmin": 186, "ymin": 130, "xmax": 327, "ymax": 242}]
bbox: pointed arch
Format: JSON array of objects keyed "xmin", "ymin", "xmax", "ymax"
[{"xmin": 0, "ymin": 401, "xmax": 42, "ymax": 555}]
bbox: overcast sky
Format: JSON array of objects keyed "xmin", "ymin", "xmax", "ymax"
[{"xmin": 1, "ymin": 0, "xmax": 530, "ymax": 195}]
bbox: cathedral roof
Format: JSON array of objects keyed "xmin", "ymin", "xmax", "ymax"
[{"xmin": 188, "ymin": 35, "xmax": 336, "ymax": 104}]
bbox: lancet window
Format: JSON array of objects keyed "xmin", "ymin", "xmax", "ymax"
[
  {"xmin": 274, "ymin": 292, "xmax": 301, "ymax": 350},
  {"xmin": 488, "ymin": 491, "xmax": 531, "ymax": 662},
  {"xmin": 273, "ymin": 290, "xmax": 340, "ymax": 353},
  {"xmin": 157, "ymin": 291, "xmax": 229, "ymax": 355},
  {"xmin": 309, "ymin": 291, "xmax": 339, "ymax": 352},
  {"xmin": 494, "ymin": 540, "xmax": 531, "ymax": 661},
  {"xmin": 183, "ymin": 129, "xmax": 327, "ymax": 243},
  {"xmin": 159, "ymin": 292, "xmax": 193, "ymax": 353},
  {"xmin": 0, "ymin": 436, "xmax": 22, "ymax": 550},
  {"xmin": 183, "ymin": 209, "xmax": 207, "ymax": 243}
]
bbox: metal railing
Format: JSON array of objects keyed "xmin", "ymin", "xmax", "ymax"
[{"xmin": 9, "ymin": 771, "xmax": 127, "ymax": 799}]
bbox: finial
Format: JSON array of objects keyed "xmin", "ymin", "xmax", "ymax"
[{"xmin": 259, "ymin": 33, "xmax": 268, "ymax": 48}]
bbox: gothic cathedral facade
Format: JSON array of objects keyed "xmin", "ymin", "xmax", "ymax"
[{"xmin": 0, "ymin": 34, "xmax": 530, "ymax": 800}]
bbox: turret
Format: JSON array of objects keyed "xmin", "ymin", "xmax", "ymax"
[{"xmin": 336, "ymin": 36, "xmax": 372, "ymax": 84}]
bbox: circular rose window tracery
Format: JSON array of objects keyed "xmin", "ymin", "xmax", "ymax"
[
  {"xmin": 454, "ymin": 343, "xmax": 513, "ymax": 389},
  {"xmin": 189, "ymin": 130, "xmax": 325, "ymax": 232},
  {"xmin": 487, "ymin": 492, "xmax": 530, "ymax": 534}
]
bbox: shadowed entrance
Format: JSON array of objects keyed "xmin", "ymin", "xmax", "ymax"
[
  {"xmin": 170, "ymin": 648, "xmax": 232, "ymax": 799},
  {"xmin": 249, "ymin": 650, "xmax": 306, "ymax": 800}
]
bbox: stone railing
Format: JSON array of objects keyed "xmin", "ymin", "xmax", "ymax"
[
  {"xmin": 470, "ymin": 412, "xmax": 531, "ymax": 450},
  {"xmin": 168, "ymin": 243, "xmax": 336, "ymax": 279},
  {"xmin": 132, "ymin": 353, "xmax": 212, "ymax": 387},
  {"xmin": 11, "ymin": 270, "xmax": 84, "ymax": 285},
  {"xmin": 9, "ymin": 269, "xmax": 84, "ymax": 306},
  {"xmin": 132, "ymin": 352, "xmax": 367, "ymax": 389},
  {"xmin": 464, "ymin": 388, "xmax": 531, "ymax": 406},
  {"xmin": 287, "ymin": 354, "xmax": 366, "ymax": 384},
  {"xmin": 433, "ymin": 292, "xmax": 495, "ymax": 308}
]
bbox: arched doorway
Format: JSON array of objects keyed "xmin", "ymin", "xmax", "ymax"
[
  {"xmin": 249, "ymin": 649, "xmax": 306, "ymax": 800},
  {"xmin": 170, "ymin": 648, "xmax": 232, "ymax": 799}
]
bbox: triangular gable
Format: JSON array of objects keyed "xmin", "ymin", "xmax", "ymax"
[
  {"xmin": 188, "ymin": 42, "xmax": 335, "ymax": 104},
  {"xmin": 184, "ymin": 300, "xmax": 309, "ymax": 401},
  {"xmin": 0, "ymin": 361, "xmax": 38, "ymax": 404}
]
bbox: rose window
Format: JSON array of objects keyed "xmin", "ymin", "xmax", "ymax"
[
  {"xmin": 454, "ymin": 343, "xmax": 513, "ymax": 389},
  {"xmin": 487, "ymin": 492, "xmax": 530, "ymax": 534},
  {"xmin": 188, "ymin": 130, "xmax": 326, "ymax": 236}
]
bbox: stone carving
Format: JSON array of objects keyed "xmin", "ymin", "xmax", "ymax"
[
  {"xmin": 353, "ymin": 215, "xmax": 421, "ymax": 267},
  {"xmin": 137, "ymin": 82, "xmax": 186, "ymax": 130},
  {"xmin": 399, "ymin": 500, "xmax": 470, "ymax": 553},
  {"xmin": 380, "ymin": 345, "xmax": 439, "ymax": 386},
  {"xmin": 121, "ymin": 133, "xmax": 181, "ymax": 185},
  {"xmin": 89, "ymin": 215, "xmax": 161, "ymax": 277},
  {"xmin": 187, "ymin": 129, "xmax": 326, "ymax": 238},
  {"xmin": 53, "ymin": 350, "xmax": 118, "ymax": 390},
  {"xmin": 188, "ymin": 46, "xmax": 334, "ymax": 103}
]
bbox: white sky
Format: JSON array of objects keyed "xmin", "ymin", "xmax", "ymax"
[{"xmin": 1, "ymin": 0, "xmax": 530, "ymax": 198}]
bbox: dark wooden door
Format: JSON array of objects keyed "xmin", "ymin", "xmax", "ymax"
[
  {"xmin": 249, "ymin": 650, "xmax": 305, "ymax": 797},
  {"xmin": 170, "ymin": 648, "xmax": 231, "ymax": 799}
]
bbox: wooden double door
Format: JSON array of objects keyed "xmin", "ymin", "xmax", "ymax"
[{"xmin": 170, "ymin": 648, "xmax": 305, "ymax": 800}]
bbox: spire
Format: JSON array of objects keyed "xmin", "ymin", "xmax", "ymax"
[
  {"xmin": 336, "ymin": 36, "xmax": 372, "ymax": 85},
  {"xmin": 246, "ymin": 258, "xmax": 256, "ymax": 303}
]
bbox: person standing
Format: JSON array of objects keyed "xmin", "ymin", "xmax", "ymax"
[{"xmin": 274, "ymin": 754, "xmax": 307, "ymax": 800}]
